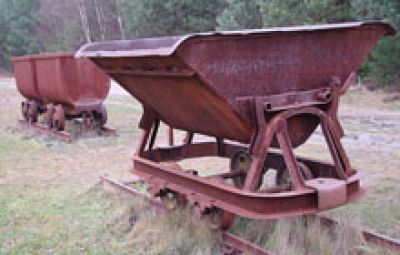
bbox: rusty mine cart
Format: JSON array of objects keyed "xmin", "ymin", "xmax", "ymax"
[
  {"xmin": 13, "ymin": 53, "xmax": 111, "ymax": 140},
  {"xmin": 77, "ymin": 21, "xmax": 395, "ymax": 230}
]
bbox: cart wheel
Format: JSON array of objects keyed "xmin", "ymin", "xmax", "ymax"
[
  {"xmin": 52, "ymin": 105, "xmax": 65, "ymax": 131},
  {"xmin": 98, "ymin": 104, "xmax": 107, "ymax": 127},
  {"xmin": 160, "ymin": 190, "xmax": 185, "ymax": 210},
  {"xmin": 27, "ymin": 101, "xmax": 38, "ymax": 123},
  {"xmin": 203, "ymin": 208, "xmax": 234, "ymax": 231},
  {"xmin": 229, "ymin": 150, "xmax": 263, "ymax": 189},
  {"xmin": 46, "ymin": 104, "xmax": 55, "ymax": 128},
  {"xmin": 83, "ymin": 112, "xmax": 94, "ymax": 129},
  {"xmin": 21, "ymin": 101, "xmax": 29, "ymax": 121},
  {"xmin": 276, "ymin": 162, "xmax": 314, "ymax": 188}
]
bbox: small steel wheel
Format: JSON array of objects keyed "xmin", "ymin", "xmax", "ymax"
[
  {"xmin": 97, "ymin": 104, "xmax": 107, "ymax": 127},
  {"xmin": 52, "ymin": 105, "xmax": 65, "ymax": 131},
  {"xmin": 230, "ymin": 150, "xmax": 251, "ymax": 188},
  {"xmin": 160, "ymin": 191, "xmax": 180, "ymax": 211},
  {"xmin": 21, "ymin": 101, "xmax": 29, "ymax": 121},
  {"xmin": 276, "ymin": 162, "xmax": 314, "ymax": 188},
  {"xmin": 27, "ymin": 101, "xmax": 38, "ymax": 123},
  {"xmin": 203, "ymin": 208, "xmax": 234, "ymax": 231},
  {"xmin": 46, "ymin": 104, "xmax": 55, "ymax": 128},
  {"xmin": 82, "ymin": 112, "xmax": 94, "ymax": 129}
]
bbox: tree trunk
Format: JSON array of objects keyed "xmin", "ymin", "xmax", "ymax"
[
  {"xmin": 94, "ymin": 0, "xmax": 105, "ymax": 41},
  {"xmin": 115, "ymin": 0, "xmax": 125, "ymax": 39},
  {"xmin": 77, "ymin": 0, "xmax": 91, "ymax": 43}
]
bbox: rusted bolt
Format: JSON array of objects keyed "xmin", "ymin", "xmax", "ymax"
[
  {"xmin": 265, "ymin": 103, "xmax": 272, "ymax": 110},
  {"xmin": 317, "ymin": 90, "xmax": 332, "ymax": 102}
]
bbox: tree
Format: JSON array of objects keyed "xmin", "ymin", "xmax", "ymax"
[
  {"xmin": 35, "ymin": 0, "xmax": 84, "ymax": 51},
  {"xmin": 123, "ymin": 0, "xmax": 226, "ymax": 38},
  {"xmin": 0, "ymin": 0, "xmax": 9, "ymax": 66},
  {"xmin": 0, "ymin": 0, "xmax": 40, "ymax": 69},
  {"xmin": 216, "ymin": 0, "xmax": 262, "ymax": 30},
  {"xmin": 259, "ymin": 0, "xmax": 353, "ymax": 27},
  {"xmin": 351, "ymin": 0, "xmax": 400, "ymax": 86}
]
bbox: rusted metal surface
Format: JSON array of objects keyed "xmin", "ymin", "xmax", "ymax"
[
  {"xmin": 77, "ymin": 21, "xmax": 394, "ymax": 144},
  {"xmin": 13, "ymin": 52, "xmax": 112, "ymax": 135},
  {"xmin": 77, "ymin": 21, "xmax": 395, "ymax": 228},
  {"xmin": 133, "ymin": 142, "xmax": 364, "ymax": 220},
  {"xmin": 13, "ymin": 53, "xmax": 110, "ymax": 110}
]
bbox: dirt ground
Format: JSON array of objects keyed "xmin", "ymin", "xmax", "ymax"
[{"xmin": 0, "ymin": 77, "xmax": 399, "ymax": 254}]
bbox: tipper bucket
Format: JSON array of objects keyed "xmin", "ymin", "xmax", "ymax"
[{"xmin": 77, "ymin": 21, "xmax": 394, "ymax": 144}]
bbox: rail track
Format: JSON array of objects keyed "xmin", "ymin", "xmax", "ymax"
[
  {"xmin": 100, "ymin": 175, "xmax": 400, "ymax": 255},
  {"xmin": 19, "ymin": 120, "xmax": 116, "ymax": 143}
]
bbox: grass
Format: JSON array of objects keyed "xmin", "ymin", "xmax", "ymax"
[
  {"xmin": 0, "ymin": 80, "xmax": 399, "ymax": 254},
  {"xmin": 231, "ymin": 216, "xmax": 398, "ymax": 255}
]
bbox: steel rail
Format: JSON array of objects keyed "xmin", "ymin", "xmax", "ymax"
[
  {"xmin": 19, "ymin": 120, "xmax": 116, "ymax": 143},
  {"xmin": 99, "ymin": 175, "xmax": 400, "ymax": 254},
  {"xmin": 317, "ymin": 216, "xmax": 400, "ymax": 252},
  {"xmin": 221, "ymin": 232, "xmax": 275, "ymax": 255},
  {"xmin": 100, "ymin": 174, "xmax": 165, "ymax": 211},
  {"xmin": 19, "ymin": 120, "xmax": 73, "ymax": 142},
  {"xmin": 100, "ymin": 175, "xmax": 273, "ymax": 255}
]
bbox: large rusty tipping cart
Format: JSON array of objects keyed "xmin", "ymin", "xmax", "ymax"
[
  {"xmin": 13, "ymin": 53, "xmax": 111, "ymax": 140},
  {"xmin": 77, "ymin": 21, "xmax": 395, "ymax": 230}
]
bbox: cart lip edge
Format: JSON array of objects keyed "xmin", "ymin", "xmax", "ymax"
[
  {"xmin": 12, "ymin": 52, "xmax": 75, "ymax": 62},
  {"xmin": 75, "ymin": 20, "xmax": 396, "ymax": 59}
]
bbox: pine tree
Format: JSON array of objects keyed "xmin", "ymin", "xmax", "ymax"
[
  {"xmin": 352, "ymin": 0, "xmax": 400, "ymax": 86},
  {"xmin": 0, "ymin": 0, "xmax": 40, "ymax": 69},
  {"xmin": 122, "ymin": 0, "xmax": 226, "ymax": 38},
  {"xmin": 216, "ymin": 0, "xmax": 262, "ymax": 30},
  {"xmin": 0, "ymin": 0, "xmax": 9, "ymax": 67},
  {"xmin": 259, "ymin": 0, "xmax": 353, "ymax": 27}
]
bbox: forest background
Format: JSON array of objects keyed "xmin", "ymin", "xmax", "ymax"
[{"xmin": 0, "ymin": 0, "xmax": 398, "ymax": 87}]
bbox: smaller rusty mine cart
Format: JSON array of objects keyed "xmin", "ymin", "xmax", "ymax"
[
  {"xmin": 13, "ymin": 53, "xmax": 110, "ymax": 131},
  {"xmin": 77, "ymin": 21, "xmax": 395, "ymax": 230}
]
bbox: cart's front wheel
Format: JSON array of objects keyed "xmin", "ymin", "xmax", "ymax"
[
  {"xmin": 46, "ymin": 104, "xmax": 55, "ymax": 128},
  {"xmin": 276, "ymin": 162, "xmax": 314, "ymax": 189},
  {"xmin": 21, "ymin": 101, "xmax": 29, "ymax": 121},
  {"xmin": 52, "ymin": 105, "xmax": 65, "ymax": 131},
  {"xmin": 82, "ymin": 112, "xmax": 94, "ymax": 129},
  {"xmin": 230, "ymin": 150, "xmax": 264, "ymax": 190},
  {"xmin": 27, "ymin": 101, "xmax": 38, "ymax": 123},
  {"xmin": 230, "ymin": 150, "xmax": 251, "ymax": 189},
  {"xmin": 160, "ymin": 190, "xmax": 186, "ymax": 210},
  {"xmin": 203, "ymin": 208, "xmax": 234, "ymax": 231},
  {"xmin": 98, "ymin": 104, "xmax": 107, "ymax": 127}
]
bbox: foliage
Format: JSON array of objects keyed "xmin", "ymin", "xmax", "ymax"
[
  {"xmin": 260, "ymin": 0, "xmax": 353, "ymax": 27},
  {"xmin": 123, "ymin": 0, "xmax": 226, "ymax": 37},
  {"xmin": 35, "ymin": 0, "xmax": 84, "ymax": 52},
  {"xmin": 0, "ymin": 0, "xmax": 40, "ymax": 69},
  {"xmin": 352, "ymin": 0, "xmax": 400, "ymax": 86},
  {"xmin": 216, "ymin": 0, "xmax": 262, "ymax": 30},
  {"xmin": 0, "ymin": 0, "xmax": 398, "ymax": 86}
]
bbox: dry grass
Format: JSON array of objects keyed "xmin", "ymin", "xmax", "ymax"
[
  {"xmin": 1, "ymin": 78, "xmax": 400, "ymax": 254},
  {"xmin": 127, "ymin": 208, "xmax": 221, "ymax": 255},
  {"xmin": 232, "ymin": 216, "xmax": 398, "ymax": 255}
]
